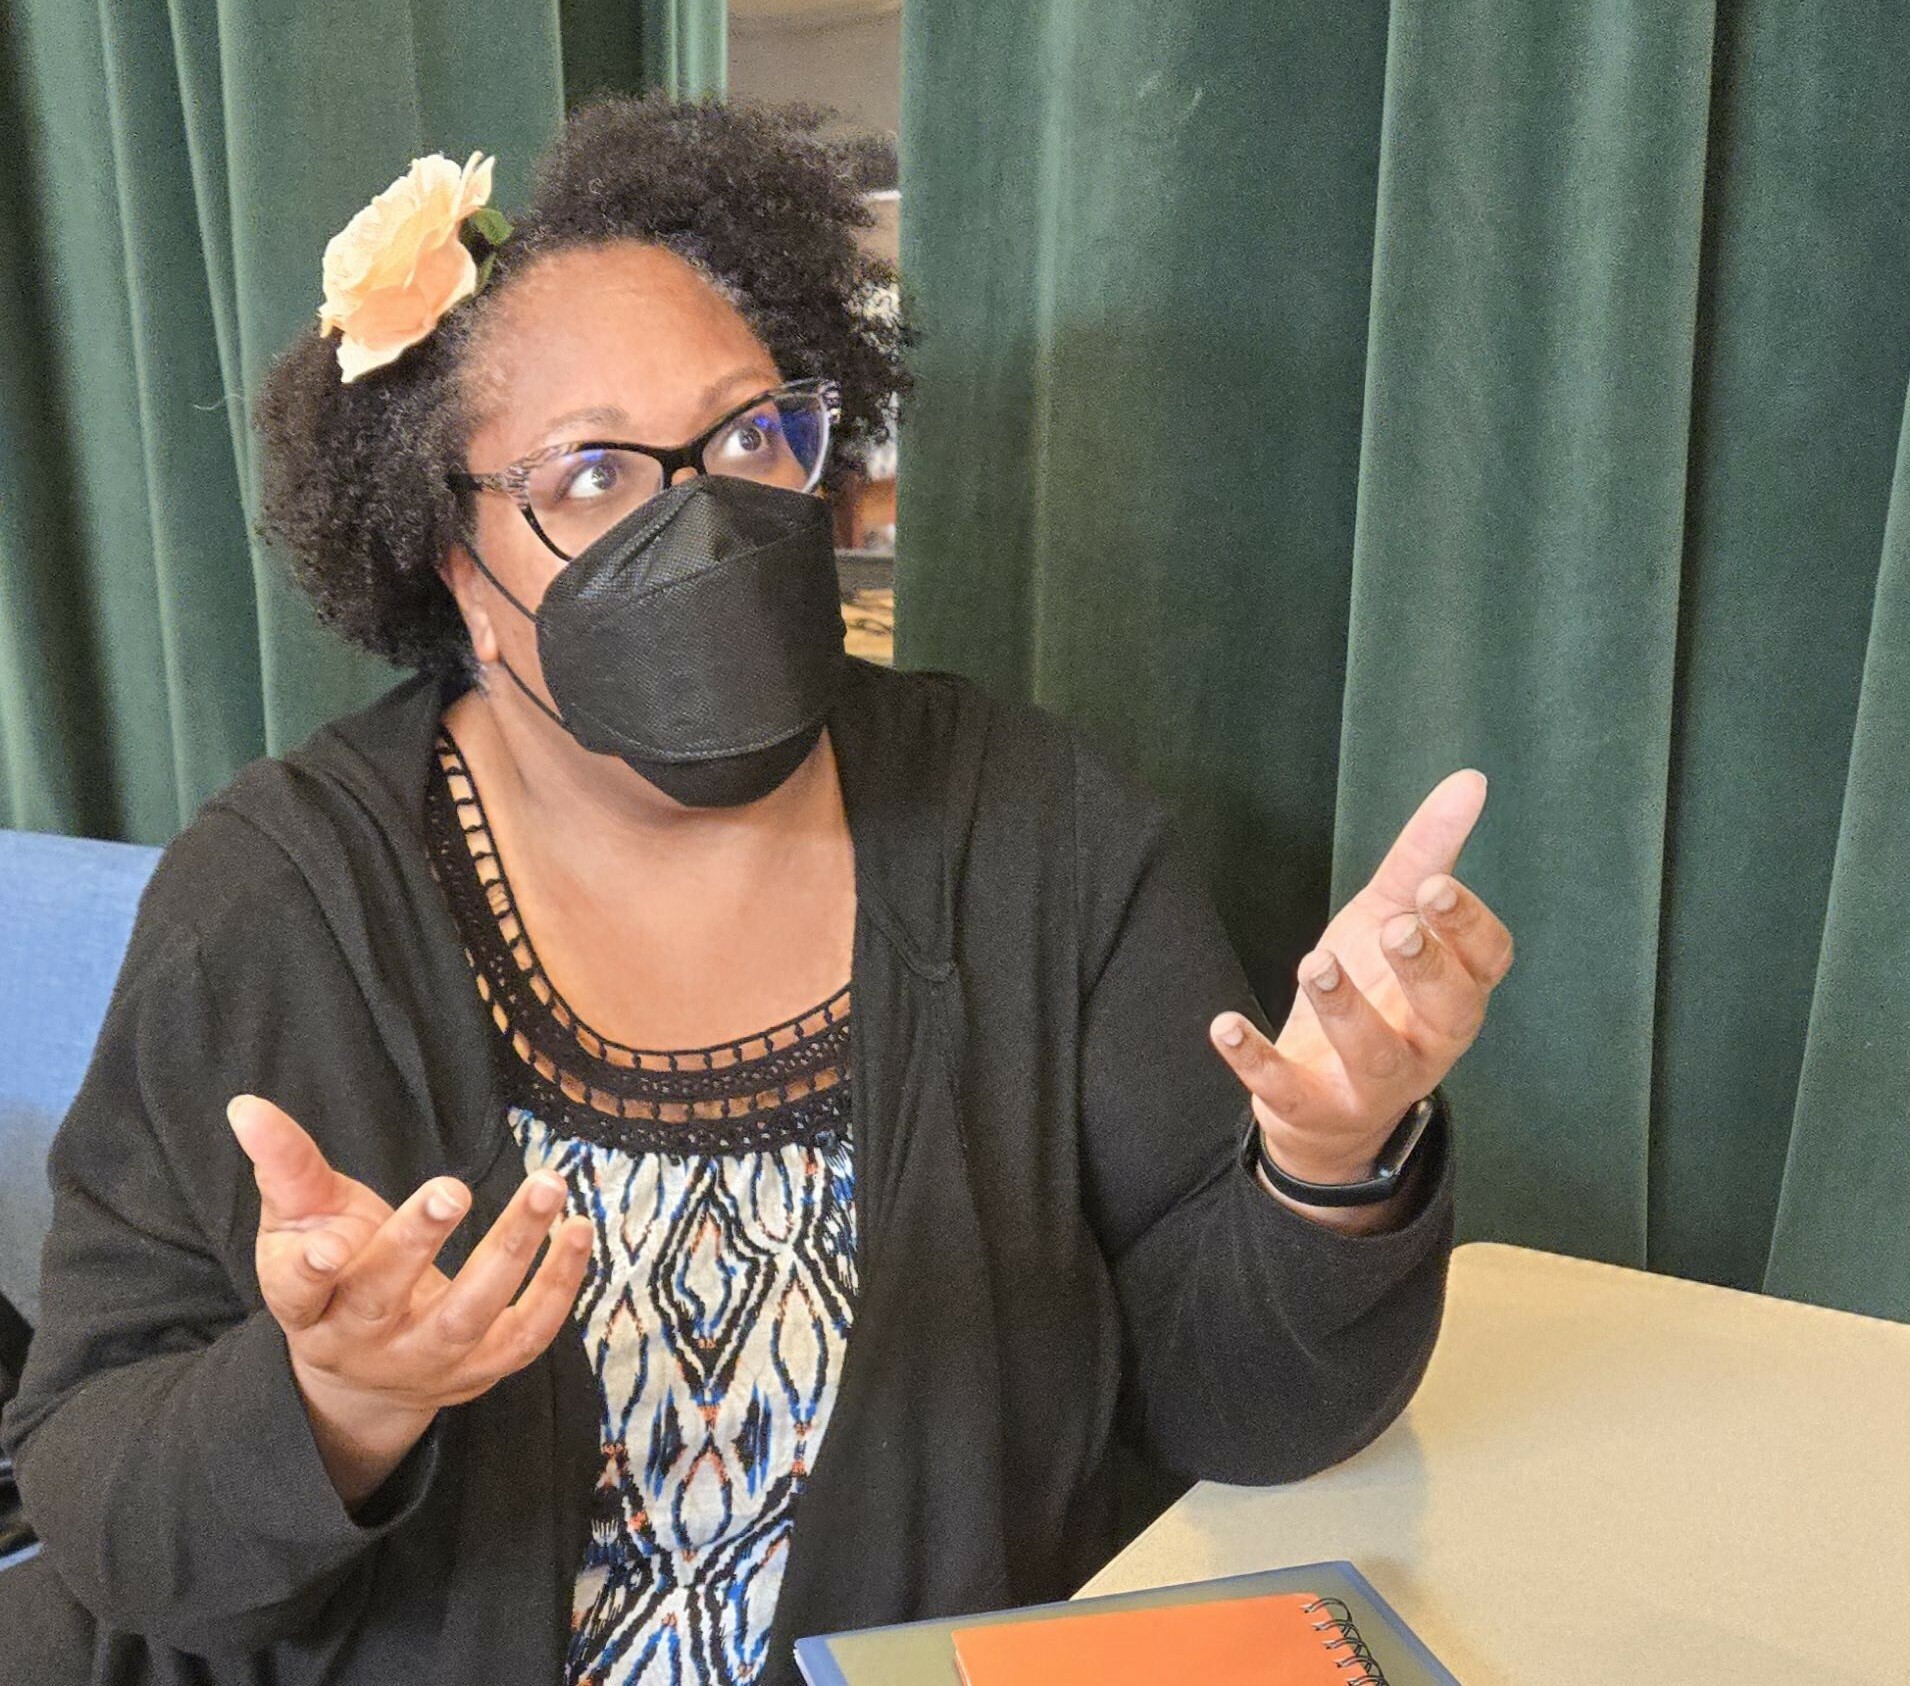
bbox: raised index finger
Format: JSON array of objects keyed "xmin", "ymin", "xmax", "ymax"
[
  {"xmin": 227, "ymin": 1094, "xmax": 357, "ymax": 1229},
  {"xmin": 1362, "ymin": 769, "xmax": 1489, "ymax": 915}
]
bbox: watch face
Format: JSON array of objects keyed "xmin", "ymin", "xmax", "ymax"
[{"xmin": 1375, "ymin": 1092, "xmax": 1439, "ymax": 1178}]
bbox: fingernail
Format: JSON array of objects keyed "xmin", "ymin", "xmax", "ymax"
[
  {"xmin": 1392, "ymin": 919, "xmax": 1425, "ymax": 957},
  {"xmin": 1216, "ymin": 1017, "xmax": 1245, "ymax": 1048},
  {"xmin": 305, "ymin": 1241, "xmax": 339, "ymax": 1273},
  {"xmin": 225, "ymin": 1097, "xmax": 252, "ymax": 1133},
  {"xmin": 426, "ymin": 1184, "xmax": 465, "ymax": 1222},
  {"xmin": 528, "ymin": 1173, "xmax": 565, "ymax": 1214},
  {"xmin": 1426, "ymin": 878, "xmax": 1458, "ymax": 913},
  {"xmin": 1306, "ymin": 954, "xmax": 1340, "ymax": 992}
]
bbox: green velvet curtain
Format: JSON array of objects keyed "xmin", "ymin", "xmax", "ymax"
[
  {"xmin": 899, "ymin": 0, "xmax": 1910, "ymax": 1319},
  {"xmin": 0, "ymin": 0, "xmax": 722, "ymax": 846},
  {"xmin": 562, "ymin": 0, "xmax": 728, "ymax": 109}
]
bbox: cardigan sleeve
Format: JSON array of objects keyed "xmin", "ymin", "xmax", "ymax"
[
  {"xmin": 0, "ymin": 868, "xmax": 442, "ymax": 1656},
  {"xmin": 1070, "ymin": 741, "xmax": 1456, "ymax": 1487}
]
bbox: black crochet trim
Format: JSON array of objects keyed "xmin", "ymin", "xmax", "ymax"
[
  {"xmin": 519, "ymin": 1071, "xmax": 854, "ymax": 1160},
  {"xmin": 422, "ymin": 728, "xmax": 852, "ymax": 1158},
  {"xmin": 503, "ymin": 1017, "xmax": 853, "ymax": 1155}
]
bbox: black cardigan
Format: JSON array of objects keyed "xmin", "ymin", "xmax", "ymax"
[{"xmin": 1, "ymin": 658, "xmax": 1454, "ymax": 1686}]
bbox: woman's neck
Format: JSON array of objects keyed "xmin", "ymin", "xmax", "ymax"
[
  {"xmin": 436, "ymin": 674, "xmax": 857, "ymax": 1049},
  {"xmin": 441, "ymin": 676, "xmax": 847, "ymax": 917}
]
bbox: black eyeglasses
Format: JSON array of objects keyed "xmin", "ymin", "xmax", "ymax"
[{"xmin": 447, "ymin": 377, "xmax": 842, "ymax": 561}]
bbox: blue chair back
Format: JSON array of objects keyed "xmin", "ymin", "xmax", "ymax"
[{"xmin": 0, "ymin": 830, "xmax": 160, "ymax": 1326}]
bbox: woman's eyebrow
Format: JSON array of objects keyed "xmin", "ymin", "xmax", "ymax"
[
  {"xmin": 534, "ymin": 372, "xmax": 777, "ymax": 447},
  {"xmin": 537, "ymin": 404, "xmax": 629, "ymax": 440}
]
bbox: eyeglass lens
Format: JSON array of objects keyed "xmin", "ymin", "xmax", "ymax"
[{"xmin": 524, "ymin": 389, "xmax": 832, "ymax": 557}]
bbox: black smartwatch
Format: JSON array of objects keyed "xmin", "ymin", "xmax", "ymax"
[{"xmin": 1243, "ymin": 1089, "xmax": 1442, "ymax": 1208}]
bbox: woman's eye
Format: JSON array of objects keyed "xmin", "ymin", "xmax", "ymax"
[
  {"xmin": 556, "ymin": 452, "xmax": 621, "ymax": 502},
  {"xmin": 718, "ymin": 412, "xmax": 782, "ymax": 460}
]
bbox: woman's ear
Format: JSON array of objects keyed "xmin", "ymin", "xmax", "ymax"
[{"xmin": 439, "ymin": 546, "xmax": 500, "ymax": 667}]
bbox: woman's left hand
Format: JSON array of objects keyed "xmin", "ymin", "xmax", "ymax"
[{"xmin": 1209, "ymin": 769, "xmax": 1513, "ymax": 1190}]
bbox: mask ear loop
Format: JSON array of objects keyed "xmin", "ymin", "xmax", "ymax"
[{"xmin": 457, "ymin": 534, "xmax": 570, "ymax": 731}]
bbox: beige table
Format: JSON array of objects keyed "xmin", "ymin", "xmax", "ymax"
[{"xmin": 1080, "ymin": 1242, "xmax": 1910, "ymax": 1684}]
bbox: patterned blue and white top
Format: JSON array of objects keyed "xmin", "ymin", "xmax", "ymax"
[{"xmin": 425, "ymin": 731, "xmax": 858, "ymax": 1686}]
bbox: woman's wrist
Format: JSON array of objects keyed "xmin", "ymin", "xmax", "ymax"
[
  {"xmin": 1255, "ymin": 1100, "xmax": 1413, "ymax": 1188},
  {"xmin": 1252, "ymin": 1148, "xmax": 1417, "ymax": 1234},
  {"xmin": 1252, "ymin": 1106, "xmax": 1417, "ymax": 1234},
  {"xmin": 293, "ymin": 1361, "xmax": 437, "ymax": 1515}
]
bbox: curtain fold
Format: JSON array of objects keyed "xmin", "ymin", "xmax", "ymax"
[
  {"xmin": 1642, "ymin": 1, "xmax": 1910, "ymax": 1292},
  {"xmin": 1765, "ymin": 386, "xmax": 1910, "ymax": 1321},
  {"xmin": 563, "ymin": 0, "xmax": 727, "ymax": 107},
  {"xmin": 0, "ymin": 0, "xmax": 709, "ymax": 845},
  {"xmin": 899, "ymin": 0, "xmax": 1393, "ymax": 1009},
  {"xmin": 1330, "ymin": 0, "xmax": 1714, "ymax": 1264},
  {"xmin": 900, "ymin": 0, "xmax": 1910, "ymax": 1315}
]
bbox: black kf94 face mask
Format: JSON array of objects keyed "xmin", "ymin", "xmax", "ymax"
[{"xmin": 464, "ymin": 475, "xmax": 848, "ymax": 808}]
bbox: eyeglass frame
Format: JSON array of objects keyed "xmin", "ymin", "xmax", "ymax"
[{"xmin": 445, "ymin": 375, "xmax": 843, "ymax": 561}]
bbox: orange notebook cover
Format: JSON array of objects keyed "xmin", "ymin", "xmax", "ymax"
[{"xmin": 951, "ymin": 1591, "xmax": 1362, "ymax": 1686}]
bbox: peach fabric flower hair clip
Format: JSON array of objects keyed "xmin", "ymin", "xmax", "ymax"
[{"xmin": 316, "ymin": 151, "xmax": 512, "ymax": 383}]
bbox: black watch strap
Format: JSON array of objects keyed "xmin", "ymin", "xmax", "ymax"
[{"xmin": 1244, "ymin": 1089, "xmax": 1442, "ymax": 1208}]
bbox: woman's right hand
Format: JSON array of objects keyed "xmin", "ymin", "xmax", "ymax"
[{"xmin": 226, "ymin": 1093, "xmax": 593, "ymax": 1511}]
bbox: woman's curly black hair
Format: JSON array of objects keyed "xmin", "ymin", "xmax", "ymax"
[{"xmin": 254, "ymin": 94, "xmax": 910, "ymax": 676}]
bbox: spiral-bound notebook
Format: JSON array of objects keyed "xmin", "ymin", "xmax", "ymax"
[
  {"xmin": 952, "ymin": 1590, "xmax": 1389, "ymax": 1684},
  {"xmin": 794, "ymin": 1561, "xmax": 1459, "ymax": 1686}
]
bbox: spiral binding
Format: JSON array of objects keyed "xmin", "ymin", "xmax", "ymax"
[{"xmin": 1300, "ymin": 1597, "xmax": 1390, "ymax": 1686}]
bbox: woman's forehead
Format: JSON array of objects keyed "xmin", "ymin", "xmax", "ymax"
[{"xmin": 465, "ymin": 242, "xmax": 777, "ymax": 456}]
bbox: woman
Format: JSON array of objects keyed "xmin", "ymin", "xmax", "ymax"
[{"xmin": 1, "ymin": 96, "xmax": 1510, "ymax": 1686}]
